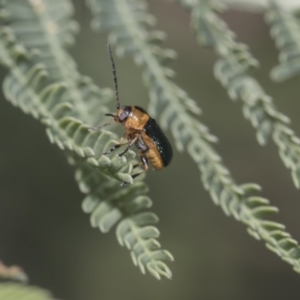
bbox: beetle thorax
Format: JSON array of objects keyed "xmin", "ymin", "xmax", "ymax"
[{"xmin": 126, "ymin": 107, "xmax": 150, "ymax": 131}]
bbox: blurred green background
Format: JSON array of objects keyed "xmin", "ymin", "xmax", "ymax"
[{"xmin": 1, "ymin": 1, "xmax": 300, "ymax": 299}]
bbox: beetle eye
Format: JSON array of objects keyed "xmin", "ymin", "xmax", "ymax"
[
  {"xmin": 119, "ymin": 106, "xmax": 131, "ymax": 121},
  {"xmin": 120, "ymin": 111, "xmax": 128, "ymax": 121}
]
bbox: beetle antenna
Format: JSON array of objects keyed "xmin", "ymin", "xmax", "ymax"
[{"xmin": 107, "ymin": 43, "xmax": 120, "ymax": 110}]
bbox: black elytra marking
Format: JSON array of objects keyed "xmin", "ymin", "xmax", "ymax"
[{"xmin": 144, "ymin": 118, "xmax": 173, "ymax": 166}]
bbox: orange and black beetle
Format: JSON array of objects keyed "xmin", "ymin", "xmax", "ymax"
[{"xmin": 90, "ymin": 44, "xmax": 173, "ymax": 184}]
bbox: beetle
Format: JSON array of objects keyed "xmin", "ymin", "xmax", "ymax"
[{"xmin": 89, "ymin": 44, "xmax": 173, "ymax": 185}]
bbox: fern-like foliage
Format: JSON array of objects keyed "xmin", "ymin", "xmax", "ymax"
[
  {"xmin": 77, "ymin": 163, "xmax": 174, "ymax": 279},
  {"xmin": 178, "ymin": 0, "xmax": 300, "ymax": 190},
  {"xmin": 87, "ymin": 0, "xmax": 300, "ymax": 274},
  {"xmin": 0, "ymin": 28, "xmax": 134, "ymax": 184},
  {"xmin": 265, "ymin": 0, "xmax": 300, "ymax": 81},
  {"xmin": 218, "ymin": 0, "xmax": 300, "ymax": 12},
  {"xmin": 0, "ymin": 0, "xmax": 108, "ymax": 125},
  {"xmin": 0, "ymin": 283, "xmax": 58, "ymax": 300},
  {"xmin": 0, "ymin": 0, "xmax": 173, "ymax": 280}
]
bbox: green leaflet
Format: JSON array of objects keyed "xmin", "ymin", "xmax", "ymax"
[
  {"xmin": 265, "ymin": 0, "xmax": 300, "ymax": 81},
  {"xmin": 88, "ymin": 0, "xmax": 300, "ymax": 275},
  {"xmin": 0, "ymin": 283, "xmax": 57, "ymax": 300},
  {"xmin": 0, "ymin": 0, "xmax": 173, "ymax": 280}
]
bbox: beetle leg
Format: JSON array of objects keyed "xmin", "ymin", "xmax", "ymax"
[
  {"xmin": 132, "ymin": 162, "xmax": 142, "ymax": 169},
  {"xmin": 120, "ymin": 155, "xmax": 149, "ymax": 187},
  {"xmin": 102, "ymin": 135, "xmax": 138, "ymax": 156},
  {"xmin": 131, "ymin": 155, "xmax": 149, "ymax": 179},
  {"xmin": 102, "ymin": 141, "xmax": 129, "ymax": 155},
  {"xmin": 117, "ymin": 135, "xmax": 139, "ymax": 157}
]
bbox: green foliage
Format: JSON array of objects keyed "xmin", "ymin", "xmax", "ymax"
[
  {"xmin": 0, "ymin": 0, "xmax": 107, "ymax": 125},
  {"xmin": 2, "ymin": 0, "xmax": 300, "ymax": 283},
  {"xmin": 0, "ymin": 283, "xmax": 57, "ymax": 300},
  {"xmin": 0, "ymin": 28, "xmax": 133, "ymax": 184},
  {"xmin": 87, "ymin": 0, "xmax": 300, "ymax": 274},
  {"xmin": 179, "ymin": 0, "xmax": 300, "ymax": 190},
  {"xmin": 266, "ymin": 0, "xmax": 300, "ymax": 81},
  {"xmin": 0, "ymin": 0, "xmax": 173, "ymax": 280},
  {"xmin": 0, "ymin": 261, "xmax": 56, "ymax": 299}
]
